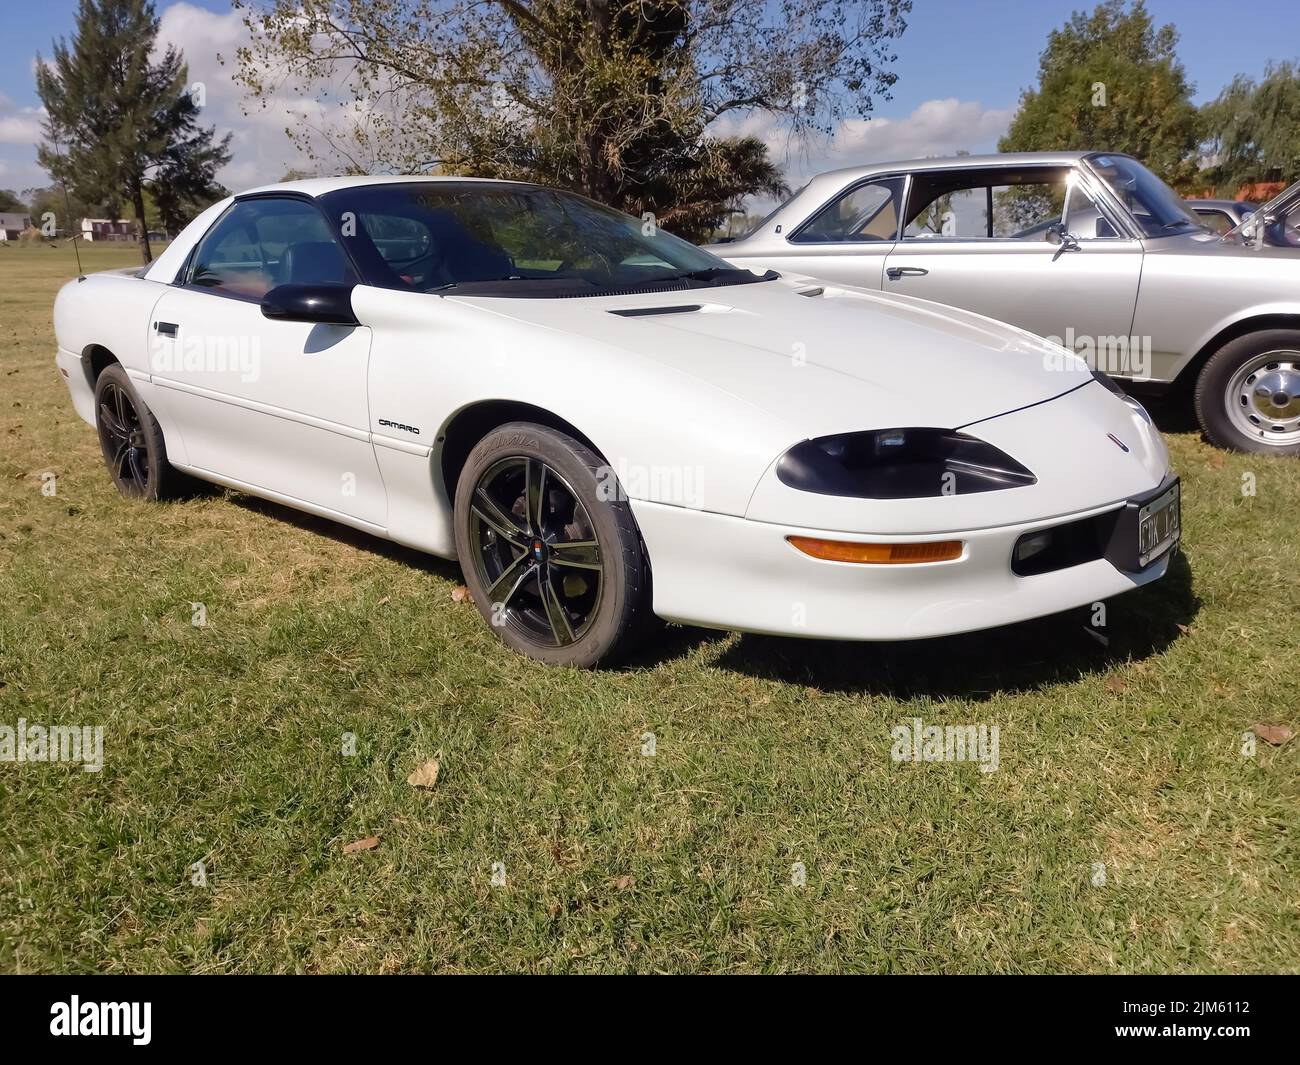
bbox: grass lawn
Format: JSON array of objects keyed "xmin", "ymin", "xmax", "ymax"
[{"xmin": 1, "ymin": 241, "xmax": 1296, "ymax": 974}]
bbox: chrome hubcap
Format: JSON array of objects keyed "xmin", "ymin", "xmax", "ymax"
[
  {"xmin": 1225, "ymin": 351, "xmax": 1300, "ymax": 445},
  {"xmin": 469, "ymin": 457, "xmax": 603, "ymax": 648}
]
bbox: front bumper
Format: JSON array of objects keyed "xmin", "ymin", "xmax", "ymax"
[
  {"xmin": 56, "ymin": 347, "xmax": 96, "ymax": 427},
  {"xmin": 631, "ymin": 488, "xmax": 1174, "ymax": 641}
]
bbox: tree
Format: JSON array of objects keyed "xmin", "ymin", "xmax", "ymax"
[
  {"xmin": 999, "ymin": 0, "xmax": 1200, "ymax": 191},
  {"xmin": 1201, "ymin": 61, "xmax": 1300, "ymax": 195},
  {"xmin": 0, "ymin": 189, "xmax": 26, "ymax": 213},
  {"xmin": 36, "ymin": 0, "xmax": 232, "ymax": 262},
  {"xmin": 233, "ymin": 0, "xmax": 911, "ymax": 241}
]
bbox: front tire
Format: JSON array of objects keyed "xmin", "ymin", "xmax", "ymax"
[
  {"xmin": 1194, "ymin": 330, "xmax": 1300, "ymax": 455},
  {"xmin": 453, "ymin": 422, "xmax": 653, "ymax": 667}
]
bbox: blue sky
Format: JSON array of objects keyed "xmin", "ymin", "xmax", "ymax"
[{"xmin": 1, "ymin": 0, "xmax": 1295, "ymax": 195}]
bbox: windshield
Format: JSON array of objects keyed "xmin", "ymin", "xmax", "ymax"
[
  {"xmin": 1085, "ymin": 154, "xmax": 1202, "ymax": 236},
  {"xmin": 317, "ymin": 182, "xmax": 770, "ymax": 296}
]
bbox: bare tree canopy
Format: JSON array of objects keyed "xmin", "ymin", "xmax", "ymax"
[{"xmin": 232, "ymin": 0, "xmax": 911, "ymax": 240}]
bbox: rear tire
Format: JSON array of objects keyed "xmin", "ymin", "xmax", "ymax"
[
  {"xmin": 1194, "ymin": 330, "xmax": 1300, "ymax": 455},
  {"xmin": 453, "ymin": 421, "xmax": 654, "ymax": 667},
  {"xmin": 93, "ymin": 364, "xmax": 186, "ymax": 500}
]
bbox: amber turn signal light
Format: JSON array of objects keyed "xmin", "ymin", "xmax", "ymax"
[{"xmin": 786, "ymin": 536, "xmax": 963, "ymax": 564}]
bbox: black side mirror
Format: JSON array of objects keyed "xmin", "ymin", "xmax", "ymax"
[{"xmin": 261, "ymin": 283, "xmax": 358, "ymax": 325}]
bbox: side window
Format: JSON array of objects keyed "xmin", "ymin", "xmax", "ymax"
[
  {"xmin": 904, "ymin": 169, "xmax": 1118, "ymax": 241},
  {"xmin": 790, "ymin": 178, "xmax": 905, "ymax": 243},
  {"xmin": 1062, "ymin": 180, "xmax": 1120, "ymax": 239},
  {"xmin": 1193, "ymin": 209, "xmax": 1233, "ymax": 235},
  {"xmin": 905, "ymin": 184, "xmax": 987, "ymax": 239},
  {"xmin": 187, "ymin": 199, "xmax": 352, "ymax": 300}
]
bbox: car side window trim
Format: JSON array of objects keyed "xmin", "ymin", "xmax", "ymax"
[
  {"xmin": 897, "ymin": 165, "xmax": 1135, "ymax": 244},
  {"xmin": 785, "ymin": 172, "xmax": 910, "ymax": 245},
  {"xmin": 174, "ymin": 193, "xmax": 363, "ymax": 304}
]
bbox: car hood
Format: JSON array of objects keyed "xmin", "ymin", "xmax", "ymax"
[
  {"xmin": 1144, "ymin": 230, "xmax": 1300, "ymax": 261},
  {"xmin": 456, "ymin": 278, "xmax": 1091, "ymax": 435}
]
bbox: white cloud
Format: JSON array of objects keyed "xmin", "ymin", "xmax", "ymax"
[
  {"xmin": 0, "ymin": 112, "xmax": 44, "ymax": 145},
  {"xmin": 0, "ymin": 93, "xmax": 45, "ymax": 187},
  {"xmin": 0, "ymin": 88, "xmax": 45, "ymax": 147},
  {"xmin": 155, "ymin": 2, "xmax": 313, "ymax": 190}
]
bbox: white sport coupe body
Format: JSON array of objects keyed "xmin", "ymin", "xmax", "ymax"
[{"xmin": 54, "ymin": 176, "xmax": 1179, "ymax": 666}]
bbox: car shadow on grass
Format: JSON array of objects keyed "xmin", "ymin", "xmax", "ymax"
[
  {"xmin": 1129, "ymin": 388, "xmax": 1201, "ymax": 436},
  {"xmin": 221, "ymin": 488, "xmax": 1196, "ymax": 698},
  {"xmin": 224, "ymin": 492, "xmax": 463, "ymax": 581},
  {"xmin": 703, "ymin": 552, "xmax": 1198, "ymax": 699}
]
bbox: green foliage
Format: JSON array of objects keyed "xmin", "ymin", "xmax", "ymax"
[
  {"xmin": 0, "ymin": 189, "xmax": 27, "ymax": 214},
  {"xmin": 233, "ymin": 0, "xmax": 912, "ymax": 241},
  {"xmin": 1201, "ymin": 61, "xmax": 1300, "ymax": 194},
  {"xmin": 999, "ymin": 1, "xmax": 1200, "ymax": 190},
  {"xmin": 35, "ymin": 0, "xmax": 231, "ymax": 260}
]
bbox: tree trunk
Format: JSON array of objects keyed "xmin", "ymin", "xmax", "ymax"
[{"xmin": 132, "ymin": 184, "xmax": 153, "ymax": 264}]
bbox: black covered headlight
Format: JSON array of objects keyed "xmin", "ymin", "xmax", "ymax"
[
  {"xmin": 1092, "ymin": 368, "xmax": 1152, "ymax": 424},
  {"xmin": 776, "ymin": 428, "xmax": 1036, "ymax": 499}
]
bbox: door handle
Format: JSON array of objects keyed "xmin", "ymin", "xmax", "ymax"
[
  {"xmin": 886, "ymin": 266, "xmax": 928, "ymax": 280},
  {"xmin": 153, "ymin": 321, "xmax": 179, "ymax": 337}
]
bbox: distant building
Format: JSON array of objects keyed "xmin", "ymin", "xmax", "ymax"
[
  {"xmin": 80, "ymin": 218, "xmax": 135, "ymax": 242},
  {"xmin": 0, "ymin": 212, "xmax": 32, "ymax": 241}
]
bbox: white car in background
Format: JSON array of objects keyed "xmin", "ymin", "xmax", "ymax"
[{"xmin": 55, "ymin": 177, "xmax": 1177, "ymax": 666}]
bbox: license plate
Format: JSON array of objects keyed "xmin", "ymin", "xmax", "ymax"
[{"xmin": 1137, "ymin": 482, "xmax": 1180, "ymax": 567}]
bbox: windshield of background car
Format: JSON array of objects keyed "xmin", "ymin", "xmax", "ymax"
[
  {"xmin": 1085, "ymin": 154, "xmax": 1202, "ymax": 236},
  {"xmin": 318, "ymin": 182, "xmax": 769, "ymax": 296}
]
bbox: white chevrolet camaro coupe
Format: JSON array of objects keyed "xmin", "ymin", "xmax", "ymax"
[{"xmin": 54, "ymin": 177, "xmax": 1180, "ymax": 666}]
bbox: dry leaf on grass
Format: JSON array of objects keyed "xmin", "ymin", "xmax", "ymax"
[
  {"xmin": 343, "ymin": 835, "xmax": 380, "ymax": 854},
  {"xmin": 1251, "ymin": 723, "xmax": 1294, "ymax": 746},
  {"xmin": 1105, "ymin": 676, "xmax": 1127, "ymax": 694},
  {"xmin": 407, "ymin": 758, "xmax": 441, "ymax": 790},
  {"xmin": 611, "ymin": 875, "xmax": 635, "ymax": 892},
  {"xmin": 1207, "ymin": 451, "xmax": 1225, "ymax": 469},
  {"xmin": 451, "ymin": 586, "xmax": 473, "ymax": 603}
]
